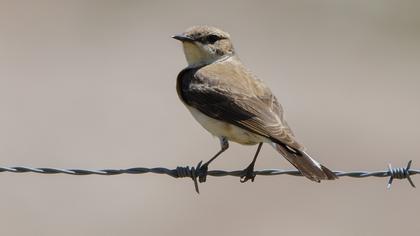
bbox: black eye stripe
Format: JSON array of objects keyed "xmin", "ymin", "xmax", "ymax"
[{"xmin": 199, "ymin": 35, "xmax": 223, "ymax": 44}]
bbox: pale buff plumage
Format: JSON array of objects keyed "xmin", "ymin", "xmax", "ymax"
[{"xmin": 174, "ymin": 26, "xmax": 337, "ymax": 182}]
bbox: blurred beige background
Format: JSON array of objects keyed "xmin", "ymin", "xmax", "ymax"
[{"xmin": 0, "ymin": 0, "xmax": 419, "ymax": 235}]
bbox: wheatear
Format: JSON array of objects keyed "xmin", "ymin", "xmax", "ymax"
[{"xmin": 173, "ymin": 26, "xmax": 337, "ymax": 183}]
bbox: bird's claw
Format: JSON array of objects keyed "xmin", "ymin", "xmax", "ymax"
[
  {"xmin": 196, "ymin": 161, "xmax": 209, "ymax": 183},
  {"xmin": 240, "ymin": 165, "xmax": 256, "ymax": 183}
]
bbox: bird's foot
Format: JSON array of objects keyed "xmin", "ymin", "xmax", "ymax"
[
  {"xmin": 196, "ymin": 161, "xmax": 209, "ymax": 183},
  {"xmin": 240, "ymin": 163, "xmax": 256, "ymax": 183}
]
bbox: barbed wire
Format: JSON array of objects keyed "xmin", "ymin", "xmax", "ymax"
[{"xmin": 0, "ymin": 160, "xmax": 417, "ymax": 193}]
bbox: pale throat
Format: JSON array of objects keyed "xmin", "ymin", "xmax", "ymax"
[{"xmin": 182, "ymin": 42, "xmax": 222, "ymax": 66}]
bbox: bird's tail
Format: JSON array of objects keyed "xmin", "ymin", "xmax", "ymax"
[{"xmin": 274, "ymin": 143, "xmax": 337, "ymax": 182}]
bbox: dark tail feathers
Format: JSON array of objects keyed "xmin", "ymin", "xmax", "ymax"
[{"xmin": 274, "ymin": 143, "xmax": 338, "ymax": 182}]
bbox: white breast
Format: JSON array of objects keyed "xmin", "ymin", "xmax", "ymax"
[{"xmin": 187, "ymin": 106, "xmax": 266, "ymax": 145}]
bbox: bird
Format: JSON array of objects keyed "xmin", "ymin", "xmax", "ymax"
[{"xmin": 173, "ymin": 26, "xmax": 337, "ymax": 184}]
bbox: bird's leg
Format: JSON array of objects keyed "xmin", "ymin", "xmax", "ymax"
[
  {"xmin": 197, "ymin": 137, "xmax": 229, "ymax": 183},
  {"xmin": 240, "ymin": 143, "xmax": 263, "ymax": 183}
]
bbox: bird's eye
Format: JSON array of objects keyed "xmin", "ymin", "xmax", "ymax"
[{"xmin": 204, "ymin": 35, "xmax": 220, "ymax": 44}]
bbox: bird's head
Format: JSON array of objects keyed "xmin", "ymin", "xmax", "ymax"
[{"xmin": 172, "ymin": 26, "xmax": 235, "ymax": 66}]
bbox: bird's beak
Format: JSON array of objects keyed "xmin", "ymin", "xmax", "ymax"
[{"xmin": 172, "ymin": 34, "xmax": 194, "ymax": 42}]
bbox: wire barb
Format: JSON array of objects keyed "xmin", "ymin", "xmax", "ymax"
[
  {"xmin": 173, "ymin": 163, "xmax": 200, "ymax": 194},
  {"xmin": 387, "ymin": 160, "xmax": 416, "ymax": 189},
  {"xmin": 0, "ymin": 160, "xmax": 418, "ymax": 193}
]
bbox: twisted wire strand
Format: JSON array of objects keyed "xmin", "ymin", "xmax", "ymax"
[{"xmin": 0, "ymin": 160, "xmax": 417, "ymax": 193}]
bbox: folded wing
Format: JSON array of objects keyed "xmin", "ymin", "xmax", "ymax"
[{"xmin": 179, "ymin": 58, "xmax": 303, "ymax": 150}]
